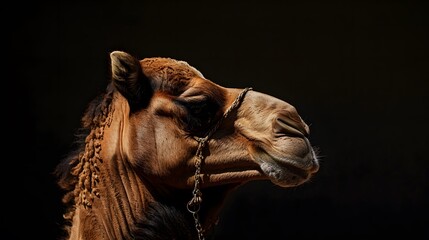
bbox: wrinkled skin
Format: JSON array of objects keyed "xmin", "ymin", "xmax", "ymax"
[{"xmin": 59, "ymin": 51, "xmax": 319, "ymax": 240}]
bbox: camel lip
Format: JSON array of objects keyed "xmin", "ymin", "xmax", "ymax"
[
  {"xmin": 273, "ymin": 160, "xmax": 310, "ymax": 179},
  {"xmin": 257, "ymin": 153, "xmax": 311, "ymax": 178},
  {"xmin": 274, "ymin": 149, "xmax": 319, "ymax": 174},
  {"xmin": 251, "ymin": 141, "xmax": 318, "ymax": 172},
  {"xmin": 249, "ymin": 145, "xmax": 319, "ymax": 186}
]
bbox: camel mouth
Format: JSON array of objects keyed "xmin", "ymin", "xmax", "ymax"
[{"xmin": 249, "ymin": 142, "xmax": 319, "ymax": 187}]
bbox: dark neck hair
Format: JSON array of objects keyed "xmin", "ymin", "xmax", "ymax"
[{"xmin": 131, "ymin": 201, "xmax": 198, "ymax": 240}]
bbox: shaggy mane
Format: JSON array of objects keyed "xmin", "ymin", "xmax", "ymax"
[{"xmin": 54, "ymin": 83, "xmax": 115, "ymax": 228}]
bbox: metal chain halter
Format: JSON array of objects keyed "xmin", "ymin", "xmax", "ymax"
[{"xmin": 186, "ymin": 87, "xmax": 252, "ymax": 240}]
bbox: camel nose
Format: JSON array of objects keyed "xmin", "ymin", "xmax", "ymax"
[{"xmin": 273, "ymin": 110, "xmax": 310, "ymax": 138}]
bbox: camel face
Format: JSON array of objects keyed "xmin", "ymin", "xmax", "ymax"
[
  {"xmin": 56, "ymin": 50, "xmax": 320, "ymax": 239},
  {"xmin": 109, "ymin": 51, "xmax": 319, "ymax": 189}
]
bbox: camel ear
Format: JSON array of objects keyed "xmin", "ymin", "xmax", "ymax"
[{"xmin": 110, "ymin": 51, "xmax": 150, "ymax": 107}]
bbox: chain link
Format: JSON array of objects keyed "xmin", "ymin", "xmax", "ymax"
[{"xmin": 187, "ymin": 88, "xmax": 252, "ymax": 240}]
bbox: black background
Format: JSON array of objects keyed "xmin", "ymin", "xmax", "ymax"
[{"xmin": 4, "ymin": 0, "xmax": 428, "ymax": 239}]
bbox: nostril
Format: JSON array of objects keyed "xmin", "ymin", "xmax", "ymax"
[
  {"xmin": 274, "ymin": 113, "xmax": 309, "ymax": 137},
  {"xmin": 274, "ymin": 118, "xmax": 304, "ymax": 137}
]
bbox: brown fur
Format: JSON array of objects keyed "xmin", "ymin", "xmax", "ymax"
[{"xmin": 55, "ymin": 51, "xmax": 319, "ymax": 239}]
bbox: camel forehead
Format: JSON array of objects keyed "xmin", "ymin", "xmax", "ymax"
[{"xmin": 140, "ymin": 57, "xmax": 204, "ymax": 82}]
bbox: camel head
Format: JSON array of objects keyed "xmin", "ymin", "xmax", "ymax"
[
  {"xmin": 108, "ymin": 50, "xmax": 319, "ymax": 191},
  {"xmin": 57, "ymin": 50, "xmax": 319, "ymax": 239}
]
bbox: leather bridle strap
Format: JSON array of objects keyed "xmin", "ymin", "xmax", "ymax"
[{"xmin": 187, "ymin": 87, "xmax": 252, "ymax": 240}]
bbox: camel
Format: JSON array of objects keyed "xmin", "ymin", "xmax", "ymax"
[{"xmin": 55, "ymin": 50, "xmax": 319, "ymax": 240}]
